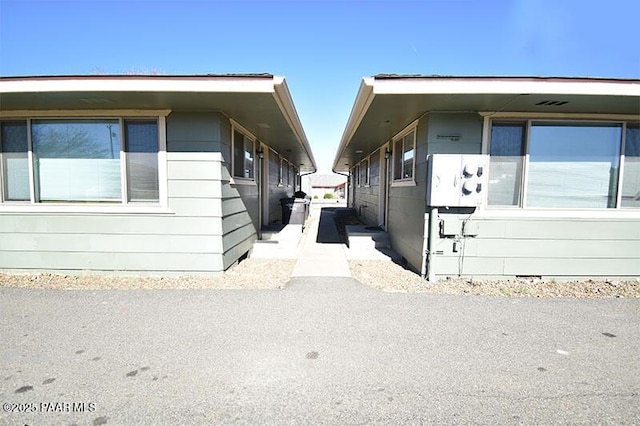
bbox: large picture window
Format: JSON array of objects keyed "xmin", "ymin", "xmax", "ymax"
[
  {"xmin": 33, "ymin": 119, "xmax": 122, "ymax": 202},
  {"xmin": 393, "ymin": 128, "xmax": 415, "ymax": 181},
  {"xmin": 0, "ymin": 117, "xmax": 160, "ymax": 205},
  {"xmin": 488, "ymin": 119, "xmax": 638, "ymax": 209},
  {"xmin": 527, "ymin": 123, "xmax": 621, "ymax": 208},
  {"xmin": 233, "ymin": 128, "xmax": 254, "ymax": 180}
]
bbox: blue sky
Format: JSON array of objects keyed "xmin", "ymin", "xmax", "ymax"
[{"xmin": 1, "ymin": 0, "xmax": 639, "ymax": 172}]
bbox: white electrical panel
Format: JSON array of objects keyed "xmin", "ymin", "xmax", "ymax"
[{"xmin": 427, "ymin": 154, "xmax": 488, "ymax": 207}]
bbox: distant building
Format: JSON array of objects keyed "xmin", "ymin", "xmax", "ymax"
[{"xmin": 309, "ymin": 174, "xmax": 347, "ymax": 200}]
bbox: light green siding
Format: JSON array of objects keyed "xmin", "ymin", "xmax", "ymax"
[
  {"xmin": 219, "ymin": 117, "xmax": 259, "ymax": 270},
  {"xmin": 351, "ymin": 112, "xmax": 640, "ymax": 279},
  {"xmin": 0, "ymin": 112, "xmax": 228, "ymax": 274},
  {"xmin": 426, "ymin": 113, "xmax": 483, "ymax": 156},
  {"xmin": 386, "ymin": 118, "xmax": 429, "ymax": 272},
  {"xmin": 353, "ymin": 151, "xmax": 381, "ymax": 226},
  {"xmin": 430, "ymin": 215, "xmax": 640, "ymax": 278}
]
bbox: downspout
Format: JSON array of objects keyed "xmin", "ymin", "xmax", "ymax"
[
  {"xmin": 423, "ymin": 207, "xmax": 438, "ymax": 281},
  {"xmin": 257, "ymin": 149, "xmax": 264, "ymax": 240},
  {"xmin": 333, "ymin": 170, "xmax": 350, "ymax": 206},
  {"xmin": 299, "ymin": 170, "xmax": 315, "ymax": 196}
]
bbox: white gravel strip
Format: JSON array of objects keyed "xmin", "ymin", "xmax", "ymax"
[
  {"xmin": 349, "ymin": 260, "xmax": 640, "ymax": 298},
  {"xmin": 0, "ymin": 259, "xmax": 296, "ymax": 290},
  {"xmin": 2, "ymin": 257, "xmax": 638, "ymax": 298}
]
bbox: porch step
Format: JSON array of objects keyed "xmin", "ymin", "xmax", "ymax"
[
  {"xmin": 249, "ymin": 224, "xmax": 304, "ymax": 259},
  {"xmin": 345, "ymin": 225, "xmax": 391, "ymax": 250}
]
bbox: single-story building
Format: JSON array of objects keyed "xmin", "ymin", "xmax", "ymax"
[
  {"xmin": 334, "ymin": 75, "xmax": 640, "ymax": 280},
  {"xmin": 0, "ymin": 74, "xmax": 316, "ymax": 274},
  {"xmin": 308, "ymin": 174, "xmax": 347, "ymax": 200}
]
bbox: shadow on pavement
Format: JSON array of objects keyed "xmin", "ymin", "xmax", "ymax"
[{"xmin": 316, "ymin": 207, "xmax": 362, "ymax": 244}]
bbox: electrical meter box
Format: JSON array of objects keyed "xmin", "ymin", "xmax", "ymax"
[{"xmin": 426, "ymin": 154, "xmax": 488, "ymax": 207}]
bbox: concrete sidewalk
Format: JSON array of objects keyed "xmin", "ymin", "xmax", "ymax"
[{"xmin": 292, "ymin": 206, "xmax": 350, "ymax": 277}]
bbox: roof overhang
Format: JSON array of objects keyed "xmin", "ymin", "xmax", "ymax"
[
  {"xmin": 0, "ymin": 74, "xmax": 316, "ymax": 172},
  {"xmin": 333, "ymin": 76, "xmax": 640, "ymax": 172}
]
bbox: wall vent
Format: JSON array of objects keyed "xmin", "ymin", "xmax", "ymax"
[{"xmin": 535, "ymin": 100, "xmax": 569, "ymax": 106}]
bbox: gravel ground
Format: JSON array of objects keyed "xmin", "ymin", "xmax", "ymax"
[
  {"xmin": 1, "ymin": 255, "xmax": 638, "ymax": 298},
  {"xmin": 0, "ymin": 259, "xmax": 296, "ymax": 290},
  {"xmin": 349, "ymin": 260, "xmax": 640, "ymax": 298}
]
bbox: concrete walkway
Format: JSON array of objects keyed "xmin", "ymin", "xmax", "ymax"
[{"xmin": 291, "ymin": 206, "xmax": 351, "ymax": 277}]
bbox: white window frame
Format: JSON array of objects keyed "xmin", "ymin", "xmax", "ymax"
[
  {"xmin": 270, "ymin": 149, "xmax": 283, "ymax": 186},
  {"xmin": 293, "ymin": 166, "xmax": 299, "ymax": 191},
  {"xmin": 359, "ymin": 157, "xmax": 370, "ymax": 187},
  {"xmin": 0, "ymin": 111, "xmax": 169, "ymax": 213},
  {"xmin": 0, "ymin": 120, "xmax": 30, "ymax": 203},
  {"xmin": 283, "ymin": 160, "xmax": 291, "ymax": 187},
  {"xmin": 483, "ymin": 114, "xmax": 640, "ymax": 211},
  {"xmin": 230, "ymin": 120, "xmax": 256, "ymax": 185},
  {"xmin": 391, "ymin": 121, "xmax": 418, "ymax": 187},
  {"xmin": 354, "ymin": 164, "xmax": 360, "ymax": 187}
]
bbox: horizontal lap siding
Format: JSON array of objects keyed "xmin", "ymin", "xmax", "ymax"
[
  {"xmin": 386, "ymin": 118, "xmax": 430, "ymax": 272},
  {"xmin": 353, "ymin": 152, "xmax": 381, "ymax": 226},
  {"xmin": 419, "ymin": 113, "xmax": 639, "ymax": 278},
  {"xmin": 219, "ymin": 117, "xmax": 258, "ymax": 270},
  {"xmin": 0, "ymin": 112, "xmax": 225, "ymax": 274},
  {"xmin": 388, "ymin": 189, "xmax": 426, "ymax": 272},
  {"xmin": 433, "ymin": 216, "xmax": 640, "ymax": 278},
  {"xmin": 0, "ymin": 252, "xmax": 221, "ymax": 273}
]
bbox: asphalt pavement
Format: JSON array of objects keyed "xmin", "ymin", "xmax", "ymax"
[{"xmin": 1, "ymin": 277, "xmax": 639, "ymax": 425}]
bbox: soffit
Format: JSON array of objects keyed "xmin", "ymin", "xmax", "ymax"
[
  {"xmin": 0, "ymin": 77, "xmax": 316, "ymax": 172},
  {"xmin": 335, "ymin": 91, "xmax": 640, "ymax": 171}
]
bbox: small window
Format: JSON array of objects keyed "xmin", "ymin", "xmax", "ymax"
[
  {"xmin": 277, "ymin": 157, "xmax": 283, "ymax": 185},
  {"xmin": 1, "ymin": 121, "xmax": 30, "ymax": 201},
  {"xmin": 488, "ymin": 122, "xmax": 525, "ymax": 206},
  {"xmin": 354, "ymin": 164, "xmax": 360, "ymax": 187},
  {"xmin": 621, "ymin": 124, "xmax": 640, "ymax": 207},
  {"xmin": 285, "ymin": 161, "xmax": 291, "ymax": 187},
  {"xmin": 393, "ymin": 129, "xmax": 415, "ymax": 181},
  {"xmin": 359, "ymin": 158, "xmax": 369, "ymax": 186},
  {"xmin": 233, "ymin": 128, "xmax": 255, "ymax": 179},
  {"xmin": 125, "ymin": 120, "xmax": 159, "ymax": 202}
]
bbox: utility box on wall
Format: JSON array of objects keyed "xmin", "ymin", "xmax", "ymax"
[{"xmin": 427, "ymin": 154, "xmax": 488, "ymax": 207}]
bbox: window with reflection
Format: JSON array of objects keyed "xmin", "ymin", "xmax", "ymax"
[
  {"xmin": 487, "ymin": 120, "xmax": 638, "ymax": 209},
  {"xmin": 526, "ymin": 123, "xmax": 621, "ymax": 208},
  {"xmin": 1, "ymin": 121, "xmax": 29, "ymax": 201},
  {"xmin": 393, "ymin": 129, "xmax": 415, "ymax": 181},
  {"xmin": 125, "ymin": 120, "xmax": 159, "ymax": 202},
  {"xmin": 32, "ymin": 119, "xmax": 122, "ymax": 202},
  {"xmin": 621, "ymin": 125, "xmax": 640, "ymax": 207},
  {"xmin": 233, "ymin": 129, "xmax": 254, "ymax": 179},
  {"xmin": 0, "ymin": 118, "xmax": 160, "ymax": 204},
  {"xmin": 488, "ymin": 122, "xmax": 525, "ymax": 206}
]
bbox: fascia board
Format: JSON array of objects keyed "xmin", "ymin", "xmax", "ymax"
[
  {"xmin": 372, "ymin": 78, "xmax": 640, "ymax": 97},
  {"xmin": 332, "ymin": 77, "xmax": 375, "ymax": 172},
  {"xmin": 0, "ymin": 77, "xmax": 276, "ymax": 94}
]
